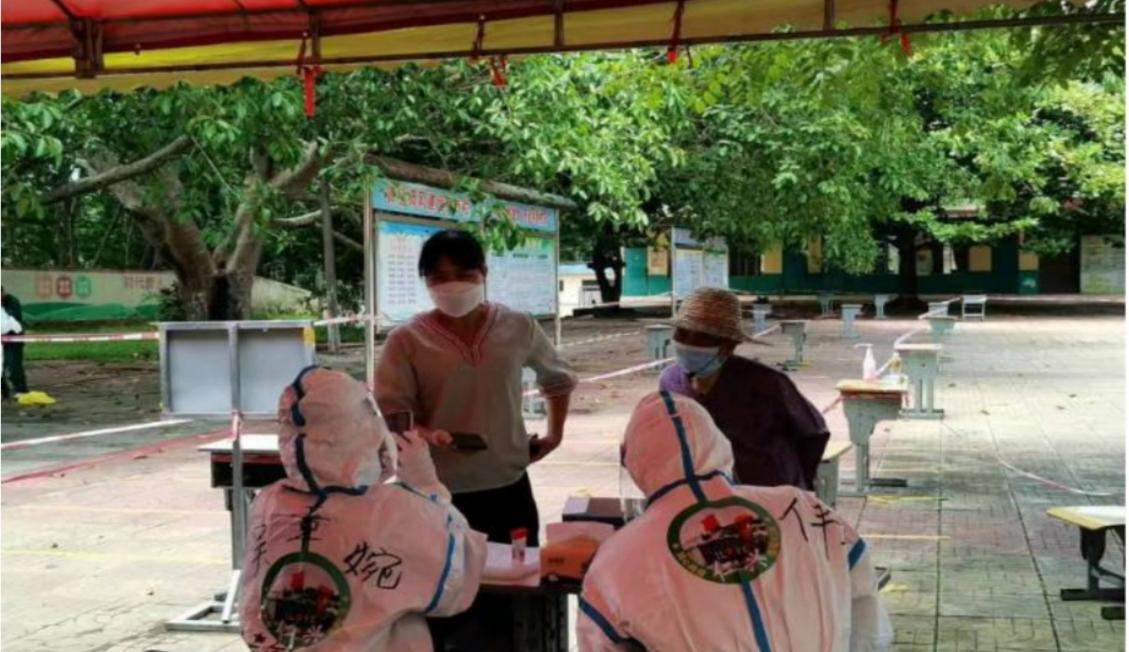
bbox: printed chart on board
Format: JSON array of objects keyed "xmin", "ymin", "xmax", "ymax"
[
  {"xmin": 673, "ymin": 248, "xmax": 704, "ymax": 300},
  {"xmin": 377, "ymin": 221, "xmax": 558, "ymax": 325},
  {"xmin": 376, "ymin": 221, "xmax": 442, "ymax": 324},
  {"xmin": 487, "ymin": 237, "xmax": 557, "ymax": 317},
  {"xmin": 703, "ymin": 252, "xmax": 729, "ymax": 289}
]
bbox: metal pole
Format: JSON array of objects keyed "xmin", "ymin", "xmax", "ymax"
[
  {"xmin": 554, "ymin": 224, "xmax": 562, "ymax": 347},
  {"xmin": 222, "ymin": 323, "xmax": 243, "ymax": 624},
  {"xmin": 319, "ymin": 179, "xmax": 341, "ymax": 353},
  {"xmin": 364, "ymin": 188, "xmax": 376, "ymax": 391},
  {"xmin": 670, "ymin": 225, "xmax": 677, "ymax": 318}
]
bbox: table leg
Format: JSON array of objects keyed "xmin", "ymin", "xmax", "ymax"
[
  {"xmin": 855, "ymin": 443, "xmax": 869, "ymax": 493},
  {"xmin": 1061, "ymin": 528, "xmax": 1126, "ymax": 602}
]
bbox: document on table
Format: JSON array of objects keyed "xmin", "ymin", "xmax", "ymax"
[{"xmin": 483, "ymin": 541, "xmax": 541, "ymax": 588}]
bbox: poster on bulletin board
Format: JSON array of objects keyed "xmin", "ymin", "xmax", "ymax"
[
  {"xmin": 671, "ymin": 227, "xmax": 729, "ymax": 299},
  {"xmin": 372, "ymin": 179, "xmax": 560, "ymax": 327}
]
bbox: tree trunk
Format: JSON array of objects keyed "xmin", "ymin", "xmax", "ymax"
[
  {"xmin": 319, "ymin": 180, "xmax": 341, "ymax": 352},
  {"xmin": 895, "ymin": 228, "xmax": 918, "ymax": 299},
  {"xmin": 589, "ymin": 225, "xmax": 624, "ymax": 305}
]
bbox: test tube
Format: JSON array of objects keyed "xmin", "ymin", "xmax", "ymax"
[{"xmin": 510, "ymin": 527, "xmax": 527, "ymax": 563}]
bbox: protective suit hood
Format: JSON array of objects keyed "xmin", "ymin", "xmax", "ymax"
[
  {"xmin": 622, "ymin": 391, "xmax": 734, "ymax": 498},
  {"xmin": 276, "ymin": 367, "xmax": 395, "ymax": 491}
]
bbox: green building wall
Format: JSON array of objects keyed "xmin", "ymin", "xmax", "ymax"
[{"xmin": 624, "ymin": 236, "xmax": 1037, "ymax": 296}]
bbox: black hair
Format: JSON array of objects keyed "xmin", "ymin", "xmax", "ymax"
[{"xmin": 418, "ymin": 229, "xmax": 486, "ymax": 277}]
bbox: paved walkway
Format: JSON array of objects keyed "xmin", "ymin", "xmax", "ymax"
[{"xmin": 0, "ymin": 315, "xmax": 1123, "ymax": 651}]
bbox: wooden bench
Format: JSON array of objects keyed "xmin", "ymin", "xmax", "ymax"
[
  {"xmin": 815, "ymin": 440, "xmax": 852, "ymax": 507},
  {"xmin": 1047, "ymin": 505, "xmax": 1125, "ymax": 620},
  {"xmin": 961, "ymin": 294, "xmax": 987, "ymax": 320}
]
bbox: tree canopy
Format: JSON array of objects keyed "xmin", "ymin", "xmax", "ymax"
[{"xmin": 1, "ymin": 18, "xmax": 1123, "ymax": 313}]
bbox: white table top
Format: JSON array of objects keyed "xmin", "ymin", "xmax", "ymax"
[
  {"xmin": 199, "ymin": 434, "xmax": 279, "ymax": 455},
  {"xmin": 895, "ymin": 343, "xmax": 943, "ymax": 352},
  {"xmin": 1047, "ymin": 506, "xmax": 1126, "ymax": 530},
  {"xmin": 822, "ymin": 440, "xmax": 853, "ymax": 462}
]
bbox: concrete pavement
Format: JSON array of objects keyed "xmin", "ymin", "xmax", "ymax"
[{"xmin": 1, "ymin": 314, "xmax": 1123, "ymax": 651}]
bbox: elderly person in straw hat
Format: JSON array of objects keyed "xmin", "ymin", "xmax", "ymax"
[{"xmin": 659, "ymin": 287, "xmax": 829, "ymax": 490}]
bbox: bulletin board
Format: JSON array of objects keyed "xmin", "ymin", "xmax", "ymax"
[
  {"xmin": 671, "ymin": 227, "xmax": 730, "ymax": 299},
  {"xmin": 370, "ymin": 178, "xmax": 560, "ymax": 327}
]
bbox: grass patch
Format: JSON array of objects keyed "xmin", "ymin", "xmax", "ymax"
[
  {"xmin": 20, "ymin": 322, "xmax": 158, "ymax": 363},
  {"xmin": 18, "ymin": 318, "xmax": 366, "ymax": 363}
]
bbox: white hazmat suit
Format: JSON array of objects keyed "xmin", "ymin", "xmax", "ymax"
[
  {"xmin": 578, "ymin": 391, "xmax": 892, "ymax": 652},
  {"xmin": 240, "ymin": 367, "xmax": 487, "ymax": 652}
]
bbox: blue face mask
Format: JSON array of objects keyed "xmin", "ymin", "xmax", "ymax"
[{"xmin": 673, "ymin": 342, "xmax": 725, "ymax": 378}]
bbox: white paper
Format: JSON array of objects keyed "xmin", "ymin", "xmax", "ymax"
[{"xmin": 482, "ymin": 541, "xmax": 541, "ymax": 588}]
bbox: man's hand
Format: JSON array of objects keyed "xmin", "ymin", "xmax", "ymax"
[
  {"xmin": 415, "ymin": 424, "xmax": 454, "ymax": 449},
  {"xmin": 529, "ymin": 432, "xmax": 562, "ymax": 463},
  {"xmin": 394, "ymin": 429, "xmax": 449, "ymax": 500}
]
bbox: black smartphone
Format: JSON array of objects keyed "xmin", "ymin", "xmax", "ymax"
[
  {"xmin": 383, "ymin": 411, "xmax": 413, "ymax": 435},
  {"xmin": 529, "ymin": 433, "xmax": 542, "ymax": 458},
  {"xmin": 450, "ymin": 432, "xmax": 488, "ymax": 451}
]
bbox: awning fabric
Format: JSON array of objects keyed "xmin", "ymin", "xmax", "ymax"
[{"xmin": 0, "ymin": 0, "xmax": 1089, "ymax": 96}]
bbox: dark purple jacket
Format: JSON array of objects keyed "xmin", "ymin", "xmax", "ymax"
[{"xmin": 659, "ymin": 355, "xmax": 829, "ymax": 490}]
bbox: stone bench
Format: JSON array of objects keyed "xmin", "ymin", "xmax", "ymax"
[
  {"xmin": 927, "ymin": 315, "xmax": 957, "ymax": 342},
  {"xmin": 840, "ymin": 303, "xmax": 863, "ymax": 338},
  {"xmin": 873, "ymin": 294, "xmax": 893, "ymax": 320}
]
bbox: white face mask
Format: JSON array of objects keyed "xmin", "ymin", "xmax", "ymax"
[{"xmin": 428, "ymin": 281, "xmax": 484, "ymax": 318}]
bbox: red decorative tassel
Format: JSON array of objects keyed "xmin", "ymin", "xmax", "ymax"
[
  {"xmin": 667, "ymin": 0, "xmax": 686, "ymax": 64},
  {"xmin": 882, "ymin": 0, "xmax": 911, "ymax": 55},
  {"xmin": 489, "ymin": 56, "xmax": 508, "ymax": 88},
  {"xmin": 302, "ymin": 65, "xmax": 321, "ymax": 118},
  {"xmin": 295, "ymin": 32, "xmax": 321, "ymax": 118}
]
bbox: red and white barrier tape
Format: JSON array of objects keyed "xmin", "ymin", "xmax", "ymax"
[
  {"xmin": 313, "ymin": 314, "xmax": 371, "ymax": 327},
  {"xmin": 0, "ymin": 331, "xmax": 159, "ymax": 344},
  {"xmin": 560, "ymin": 331, "xmax": 636, "ymax": 349},
  {"xmin": 523, "ymin": 356, "xmax": 674, "ymax": 397},
  {"xmin": 0, "ymin": 419, "xmax": 192, "ymax": 451}
]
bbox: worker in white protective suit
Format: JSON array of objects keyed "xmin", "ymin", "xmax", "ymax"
[
  {"xmin": 578, "ymin": 391, "xmax": 892, "ymax": 652},
  {"xmin": 240, "ymin": 366, "xmax": 487, "ymax": 652}
]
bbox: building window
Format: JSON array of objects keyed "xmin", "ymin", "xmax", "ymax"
[{"xmin": 730, "ymin": 253, "xmax": 762, "ymax": 276}]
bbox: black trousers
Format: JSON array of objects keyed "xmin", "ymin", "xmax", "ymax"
[
  {"xmin": 2, "ymin": 342, "xmax": 27, "ymax": 396},
  {"xmin": 429, "ymin": 473, "xmax": 540, "ymax": 651}
]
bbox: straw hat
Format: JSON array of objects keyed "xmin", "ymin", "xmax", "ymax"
[{"xmin": 671, "ymin": 287, "xmax": 750, "ymax": 343}]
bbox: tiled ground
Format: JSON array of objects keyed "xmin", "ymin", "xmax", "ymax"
[{"xmin": 1, "ymin": 314, "xmax": 1123, "ymax": 651}]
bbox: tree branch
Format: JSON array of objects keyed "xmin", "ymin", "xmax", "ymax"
[
  {"xmin": 271, "ymin": 141, "xmax": 322, "ymax": 199},
  {"xmin": 272, "ymin": 210, "xmax": 322, "ymax": 228},
  {"xmin": 333, "ymin": 230, "xmax": 364, "ymax": 253},
  {"xmin": 43, "ymin": 136, "xmax": 193, "ymax": 204}
]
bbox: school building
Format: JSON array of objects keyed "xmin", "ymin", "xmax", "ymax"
[{"xmin": 622, "ymin": 234, "xmax": 1124, "ymax": 298}]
